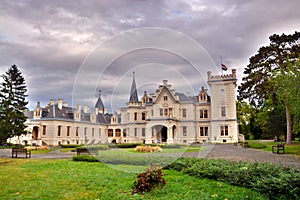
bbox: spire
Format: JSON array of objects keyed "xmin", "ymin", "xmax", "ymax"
[
  {"xmin": 95, "ymin": 90, "xmax": 105, "ymax": 113},
  {"xmin": 129, "ymin": 72, "xmax": 139, "ymax": 103}
]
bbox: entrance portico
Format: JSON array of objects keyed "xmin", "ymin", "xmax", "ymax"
[{"xmin": 145, "ymin": 123, "xmax": 177, "ymax": 144}]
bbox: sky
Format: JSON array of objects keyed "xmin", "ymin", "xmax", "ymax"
[{"xmin": 0, "ymin": 0, "xmax": 299, "ymax": 112}]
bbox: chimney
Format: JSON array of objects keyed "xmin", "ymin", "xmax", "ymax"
[
  {"xmin": 57, "ymin": 99, "xmax": 63, "ymax": 110},
  {"xmin": 83, "ymin": 105, "xmax": 88, "ymax": 113},
  {"xmin": 163, "ymin": 80, "xmax": 168, "ymax": 86},
  {"xmin": 77, "ymin": 104, "xmax": 81, "ymax": 111},
  {"xmin": 207, "ymin": 71, "xmax": 212, "ymax": 80},
  {"xmin": 232, "ymin": 69, "xmax": 236, "ymax": 78}
]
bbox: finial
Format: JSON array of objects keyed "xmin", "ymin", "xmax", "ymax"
[{"xmin": 98, "ymin": 90, "xmax": 102, "ymax": 97}]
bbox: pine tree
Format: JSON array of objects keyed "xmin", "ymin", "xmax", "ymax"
[{"xmin": 0, "ymin": 65, "xmax": 28, "ymax": 144}]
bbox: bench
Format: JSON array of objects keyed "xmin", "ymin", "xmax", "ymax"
[
  {"xmin": 272, "ymin": 144, "xmax": 285, "ymax": 154},
  {"xmin": 12, "ymin": 148, "xmax": 31, "ymax": 158}
]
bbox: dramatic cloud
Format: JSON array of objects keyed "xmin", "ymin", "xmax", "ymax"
[{"xmin": 0, "ymin": 0, "xmax": 299, "ymax": 111}]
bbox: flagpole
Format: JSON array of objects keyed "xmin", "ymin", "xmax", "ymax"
[{"xmin": 220, "ymin": 56, "xmax": 223, "ymax": 75}]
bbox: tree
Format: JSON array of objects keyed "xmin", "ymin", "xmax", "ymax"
[
  {"xmin": 0, "ymin": 65, "xmax": 28, "ymax": 144},
  {"xmin": 238, "ymin": 31, "xmax": 299, "ymax": 144}
]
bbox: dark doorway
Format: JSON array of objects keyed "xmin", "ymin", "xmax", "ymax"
[
  {"xmin": 32, "ymin": 126, "xmax": 39, "ymax": 140},
  {"xmin": 161, "ymin": 126, "xmax": 167, "ymax": 142}
]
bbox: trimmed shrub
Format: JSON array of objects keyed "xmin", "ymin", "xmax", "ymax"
[
  {"xmin": 60, "ymin": 144, "xmax": 82, "ymax": 148},
  {"xmin": 132, "ymin": 164, "xmax": 166, "ymax": 194},
  {"xmin": 166, "ymin": 157, "xmax": 300, "ymax": 199},
  {"xmin": 108, "ymin": 143, "xmax": 143, "ymax": 148},
  {"xmin": 135, "ymin": 146, "xmax": 162, "ymax": 153},
  {"xmin": 72, "ymin": 155, "xmax": 99, "ymax": 162}
]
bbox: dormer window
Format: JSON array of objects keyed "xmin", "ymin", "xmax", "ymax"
[{"xmin": 164, "ymin": 96, "xmax": 168, "ymax": 101}]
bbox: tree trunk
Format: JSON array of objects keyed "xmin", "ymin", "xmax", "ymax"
[{"xmin": 286, "ymin": 105, "xmax": 292, "ymax": 144}]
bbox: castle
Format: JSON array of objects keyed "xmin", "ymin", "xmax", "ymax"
[{"xmin": 10, "ymin": 69, "xmax": 239, "ymax": 146}]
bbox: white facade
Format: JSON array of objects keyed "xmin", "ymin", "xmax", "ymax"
[{"xmin": 12, "ymin": 69, "xmax": 238, "ymax": 146}]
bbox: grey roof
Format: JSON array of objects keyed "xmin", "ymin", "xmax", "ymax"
[
  {"xmin": 95, "ymin": 96, "xmax": 105, "ymax": 113},
  {"xmin": 28, "ymin": 103, "xmax": 112, "ymax": 124},
  {"xmin": 175, "ymin": 93, "xmax": 211, "ymax": 104},
  {"xmin": 175, "ymin": 93, "xmax": 191, "ymax": 102},
  {"xmin": 129, "ymin": 72, "xmax": 139, "ymax": 103}
]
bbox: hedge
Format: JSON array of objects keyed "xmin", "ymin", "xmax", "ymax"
[{"xmin": 165, "ymin": 157, "xmax": 300, "ymax": 199}]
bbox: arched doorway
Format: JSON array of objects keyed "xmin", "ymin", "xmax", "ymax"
[
  {"xmin": 32, "ymin": 126, "xmax": 39, "ymax": 140},
  {"xmin": 161, "ymin": 126, "xmax": 167, "ymax": 142}
]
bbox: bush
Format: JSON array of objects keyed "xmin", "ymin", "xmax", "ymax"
[
  {"xmin": 72, "ymin": 155, "xmax": 99, "ymax": 162},
  {"xmin": 107, "ymin": 143, "xmax": 143, "ymax": 148},
  {"xmin": 166, "ymin": 158, "xmax": 300, "ymax": 199},
  {"xmin": 132, "ymin": 164, "xmax": 166, "ymax": 194},
  {"xmin": 76, "ymin": 145, "xmax": 109, "ymax": 153},
  {"xmin": 60, "ymin": 144, "xmax": 82, "ymax": 148},
  {"xmin": 135, "ymin": 146, "xmax": 162, "ymax": 153}
]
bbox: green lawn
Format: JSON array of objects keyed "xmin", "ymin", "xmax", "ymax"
[
  {"xmin": 0, "ymin": 158, "xmax": 267, "ymax": 200},
  {"xmin": 247, "ymin": 140, "xmax": 300, "ymax": 156}
]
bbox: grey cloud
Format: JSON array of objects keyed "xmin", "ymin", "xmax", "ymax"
[{"xmin": 0, "ymin": 0, "xmax": 299, "ymax": 110}]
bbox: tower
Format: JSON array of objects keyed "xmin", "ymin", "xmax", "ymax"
[
  {"xmin": 129, "ymin": 72, "xmax": 139, "ymax": 103},
  {"xmin": 95, "ymin": 90, "xmax": 105, "ymax": 114},
  {"xmin": 207, "ymin": 69, "xmax": 238, "ymax": 142}
]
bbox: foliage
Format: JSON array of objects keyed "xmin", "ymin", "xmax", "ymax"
[
  {"xmin": 60, "ymin": 144, "xmax": 82, "ymax": 148},
  {"xmin": 132, "ymin": 164, "xmax": 166, "ymax": 194},
  {"xmin": 76, "ymin": 145, "xmax": 109, "ymax": 153},
  {"xmin": 135, "ymin": 146, "xmax": 162, "ymax": 153},
  {"xmin": 72, "ymin": 155, "xmax": 99, "ymax": 162},
  {"xmin": 238, "ymin": 31, "xmax": 300, "ymax": 144},
  {"xmin": 271, "ymin": 61, "xmax": 300, "ymax": 135},
  {"xmin": 0, "ymin": 65, "xmax": 28, "ymax": 144},
  {"xmin": 166, "ymin": 157, "xmax": 300, "ymax": 199},
  {"xmin": 108, "ymin": 143, "xmax": 143, "ymax": 148}
]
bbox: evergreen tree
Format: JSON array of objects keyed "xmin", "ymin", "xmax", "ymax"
[
  {"xmin": 238, "ymin": 31, "xmax": 299, "ymax": 144},
  {"xmin": 0, "ymin": 65, "xmax": 28, "ymax": 144}
]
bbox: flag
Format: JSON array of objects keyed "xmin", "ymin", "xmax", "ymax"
[{"xmin": 221, "ymin": 64, "xmax": 228, "ymax": 71}]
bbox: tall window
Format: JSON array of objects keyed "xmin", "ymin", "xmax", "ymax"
[
  {"xmin": 200, "ymin": 109, "xmax": 208, "ymax": 118},
  {"xmin": 76, "ymin": 127, "xmax": 79, "ymax": 137},
  {"xmin": 182, "ymin": 108, "xmax": 187, "ymax": 118},
  {"xmin": 92, "ymin": 128, "xmax": 95, "ymax": 137},
  {"xmin": 134, "ymin": 112, "xmax": 138, "ymax": 121},
  {"xmin": 142, "ymin": 112, "xmax": 146, "ymax": 120},
  {"xmin": 221, "ymin": 106, "xmax": 226, "ymax": 117},
  {"xmin": 108, "ymin": 129, "xmax": 113, "ymax": 137},
  {"xmin": 142, "ymin": 128, "xmax": 145, "ymax": 137},
  {"xmin": 164, "ymin": 109, "xmax": 168, "ymax": 116},
  {"xmin": 151, "ymin": 109, "xmax": 153, "ymax": 116},
  {"xmin": 57, "ymin": 125, "xmax": 62, "ymax": 136},
  {"xmin": 159, "ymin": 108, "xmax": 163, "ymax": 116},
  {"xmin": 67, "ymin": 126, "xmax": 70, "ymax": 137},
  {"xmin": 220, "ymin": 126, "xmax": 229, "ymax": 136},
  {"xmin": 115, "ymin": 129, "xmax": 121, "ymax": 137},
  {"xmin": 200, "ymin": 127, "xmax": 208, "ymax": 136},
  {"xmin": 123, "ymin": 129, "xmax": 127, "ymax": 137},
  {"xmin": 134, "ymin": 128, "xmax": 138, "ymax": 137},
  {"xmin": 182, "ymin": 126, "xmax": 187, "ymax": 136},
  {"xmin": 42, "ymin": 125, "xmax": 47, "ymax": 135},
  {"xmin": 99, "ymin": 128, "xmax": 101, "ymax": 137},
  {"xmin": 84, "ymin": 127, "xmax": 87, "ymax": 136}
]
